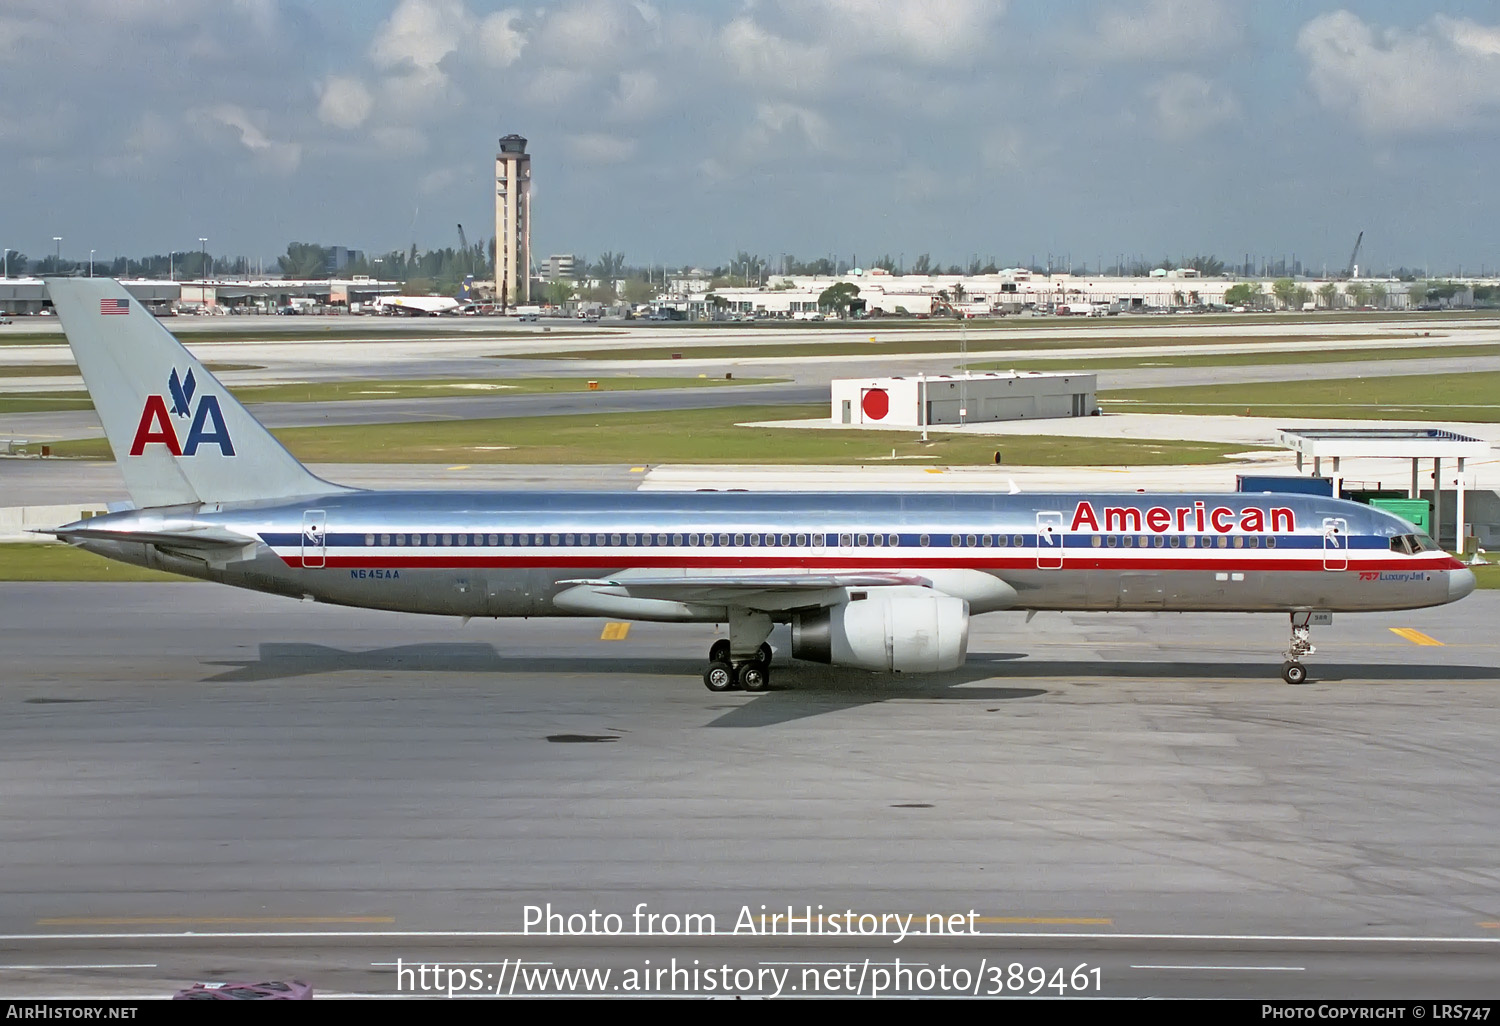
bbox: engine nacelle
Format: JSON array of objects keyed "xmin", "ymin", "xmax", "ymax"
[{"xmin": 792, "ymin": 586, "xmax": 970, "ymax": 672}]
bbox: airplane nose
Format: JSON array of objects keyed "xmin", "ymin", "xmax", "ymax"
[{"xmin": 1449, "ymin": 567, "xmax": 1476, "ymax": 602}]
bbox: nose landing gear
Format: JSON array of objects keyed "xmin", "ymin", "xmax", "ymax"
[{"xmin": 1282, "ymin": 612, "xmax": 1319, "ymax": 685}]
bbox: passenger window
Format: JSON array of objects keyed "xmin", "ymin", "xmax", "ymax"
[
  {"xmin": 796, "ymin": 533, "xmax": 807, "ymax": 546},
  {"xmin": 858, "ymin": 533, "xmax": 869, "ymax": 546},
  {"xmin": 381, "ymin": 534, "xmax": 391, "ymax": 546},
  {"xmin": 966, "ymin": 534, "xmax": 977, "ymax": 547},
  {"xmin": 611, "ymin": 533, "xmax": 622, "ymax": 546},
  {"xmin": 1266, "ymin": 537, "xmax": 1276, "ymax": 549},
  {"xmin": 673, "ymin": 533, "xmax": 683, "ymax": 546},
  {"xmin": 780, "ymin": 533, "xmax": 791, "ymax": 546},
  {"xmin": 689, "ymin": 534, "xmax": 699, "ymax": 546},
  {"xmin": 488, "ymin": 534, "xmax": 498, "ymax": 546},
  {"xmin": 919, "ymin": 534, "xmax": 930, "ymax": 547},
  {"xmin": 1091, "ymin": 536, "xmax": 1102, "ymax": 548},
  {"xmin": 1169, "ymin": 536, "xmax": 1180, "ymax": 548},
  {"xmin": 1246, "ymin": 537, "xmax": 1258, "ymax": 549},
  {"xmin": 1217, "ymin": 536, "xmax": 1228, "ymax": 548},
  {"xmin": 982, "ymin": 535, "xmax": 993, "ymax": 547},
  {"xmin": 396, "ymin": 534, "xmax": 406, "ymax": 546},
  {"xmin": 1013, "ymin": 535, "xmax": 1024, "ymax": 547},
  {"xmin": 427, "ymin": 534, "xmax": 438, "ymax": 546},
  {"xmin": 1123, "ymin": 536, "xmax": 1133, "ymax": 548},
  {"xmin": 626, "ymin": 534, "xmax": 636, "ymax": 546},
  {"xmin": 550, "ymin": 533, "xmax": 559, "ymax": 546},
  {"xmin": 457, "ymin": 534, "xmax": 467, "ymax": 546},
  {"xmin": 641, "ymin": 534, "xmax": 653, "ymax": 546},
  {"xmin": 1107, "ymin": 536, "xmax": 1117, "ymax": 548},
  {"xmin": 1233, "ymin": 536, "xmax": 1243, "ymax": 548}
]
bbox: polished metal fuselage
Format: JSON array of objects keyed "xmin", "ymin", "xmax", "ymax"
[{"xmin": 73, "ymin": 489, "xmax": 1472, "ymax": 621}]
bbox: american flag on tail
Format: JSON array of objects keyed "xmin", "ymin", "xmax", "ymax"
[{"xmin": 99, "ymin": 298, "xmax": 129, "ymax": 315}]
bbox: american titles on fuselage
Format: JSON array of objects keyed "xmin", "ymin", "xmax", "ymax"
[{"xmin": 1068, "ymin": 500, "xmax": 1294, "ymax": 535}]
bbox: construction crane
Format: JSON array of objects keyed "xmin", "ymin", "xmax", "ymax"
[{"xmin": 1345, "ymin": 230, "xmax": 1363, "ymax": 279}]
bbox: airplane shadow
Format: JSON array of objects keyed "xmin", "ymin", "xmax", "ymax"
[{"xmin": 199, "ymin": 642, "xmax": 1500, "ymax": 728}]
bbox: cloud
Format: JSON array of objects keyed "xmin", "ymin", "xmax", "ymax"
[
  {"xmin": 532, "ymin": 0, "xmax": 655, "ymax": 69},
  {"xmin": 745, "ymin": 102, "xmax": 833, "ymax": 154},
  {"xmin": 317, "ymin": 76, "xmax": 374, "ymax": 129},
  {"xmin": 608, "ymin": 69, "xmax": 662, "ymax": 120},
  {"xmin": 1297, "ymin": 11, "xmax": 1500, "ymax": 133},
  {"xmin": 1085, "ymin": 0, "xmax": 1242, "ymax": 61},
  {"xmin": 369, "ymin": 0, "xmax": 472, "ymax": 96},
  {"xmin": 565, "ymin": 132, "xmax": 639, "ymax": 164},
  {"xmin": 477, "ymin": 8, "xmax": 525, "ymax": 67},
  {"xmin": 808, "ymin": 0, "xmax": 1004, "ymax": 65},
  {"xmin": 720, "ymin": 17, "xmax": 830, "ymax": 94},
  {"xmin": 1144, "ymin": 72, "xmax": 1239, "ymax": 139},
  {"xmin": 193, "ymin": 105, "xmax": 302, "ymax": 174}
]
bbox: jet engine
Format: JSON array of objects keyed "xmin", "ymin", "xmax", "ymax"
[{"xmin": 791, "ymin": 586, "xmax": 969, "ymax": 672}]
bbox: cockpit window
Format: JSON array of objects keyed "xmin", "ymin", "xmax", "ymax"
[{"xmin": 1390, "ymin": 533, "xmax": 1441, "ymax": 554}]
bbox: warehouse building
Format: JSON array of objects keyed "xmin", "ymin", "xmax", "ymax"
[{"xmin": 831, "ymin": 372, "xmax": 1099, "ymax": 427}]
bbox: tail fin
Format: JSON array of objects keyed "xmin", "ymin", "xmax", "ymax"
[{"xmin": 45, "ymin": 278, "xmax": 348, "ymax": 509}]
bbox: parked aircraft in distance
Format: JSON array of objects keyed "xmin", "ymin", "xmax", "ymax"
[{"xmin": 43, "ymin": 279, "xmax": 1475, "ymax": 690}]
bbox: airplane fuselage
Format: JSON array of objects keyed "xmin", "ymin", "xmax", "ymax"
[{"xmin": 76, "ymin": 489, "xmax": 1473, "ymax": 620}]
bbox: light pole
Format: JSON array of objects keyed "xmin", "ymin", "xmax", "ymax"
[
  {"xmin": 199, "ymin": 238, "xmax": 208, "ymax": 280},
  {"xmin": 53, "ymin": 237, "xmax": 62, "ymax": 273},
  {"xmin": 89, "ymin": 249, "xmax": 95, "ymax": 277},
  {"xmin": 2, "ymin": 246, "xmax": 7, "ymax": 279}
]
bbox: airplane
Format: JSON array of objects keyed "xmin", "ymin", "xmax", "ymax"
[
  {"xmin": 370, "ymin": 276, "xmax": 483, "ymax": 316},
  {"xmin": 42, "ymin": 278, "xmax": 1475, "ymax": 691}
]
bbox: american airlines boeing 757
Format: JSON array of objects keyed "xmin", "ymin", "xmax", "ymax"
[{"xmin": 43, "ymin": 279, "xmax": 1475, "ymax": 690}]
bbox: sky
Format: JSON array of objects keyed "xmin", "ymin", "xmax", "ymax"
[{"xmin": 3, "ymin": 0, "xmax": 1500, "ymax": 275}]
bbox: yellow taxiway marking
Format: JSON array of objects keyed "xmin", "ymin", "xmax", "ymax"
[
  {"xmin": 37, "ymin": 916, "xmax": 395, "ymax": 927},
  {"xmin": 1479, "ymin": 921, "xmax": 1500, "ymax": 929},
  {"xmin": 446, "ymin": 465, "xmax": 470, "ymax": 471},
  {"xmin": 1390, "ymin": 627, "xmax": 1444, "ymax": 646},
  {"xmin": 600, "ymin": 622, "xmax": 631, "ymax": 641},
  {"xmin": 924, "ymin": 468, "xmax": 945, "ymax": 474},
  {"xmin": 629, "ymin": 466, "xmax": 646, "ymax": 473}
]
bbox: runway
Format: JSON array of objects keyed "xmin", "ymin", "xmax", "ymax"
[{"xmin": 2, "ymin": 583, "xmax": 1497, "ymax": 997}]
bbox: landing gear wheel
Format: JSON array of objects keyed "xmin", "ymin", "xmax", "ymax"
[
  {"xmin": 709, "ymin": 639, "xmax": 730, "ymax": 664},
  {"xmin": 1281, "ymin": 661, "xmax": 1307, "ymax": 686},
  {"xmin": 757, "ymin": 642, "xmax": 773, "ymax": 665},
  {"xmin": 737, "ymin": 661, "xmax": 770, "ymax": 693},
  {"xmin": 703, "ymin": 661, "xmax": 736, "ymax": 693}
]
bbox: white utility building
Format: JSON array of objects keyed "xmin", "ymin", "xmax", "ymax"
[{"xmin": 830, "ymin": 372, "xmax": 1099, "ymax": 427}]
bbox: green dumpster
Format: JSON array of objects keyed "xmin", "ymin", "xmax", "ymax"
[{"xmin": 1370, "ymin": 498, "xmax": 1431, "ymax": 535}]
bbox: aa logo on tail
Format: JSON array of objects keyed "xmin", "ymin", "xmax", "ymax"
[{"xmin": 129, "ymin": 368, "xmax": 235, "ymax": 456}]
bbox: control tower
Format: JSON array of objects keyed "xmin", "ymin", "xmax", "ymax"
[{"xmin": 494, "ymin": 134, "xmax": 531, "ymax": 305}]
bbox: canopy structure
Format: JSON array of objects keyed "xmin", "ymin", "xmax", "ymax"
[{"xmin": 1276, "ymin": 428, "xmax": 1491, "ymax": 551}]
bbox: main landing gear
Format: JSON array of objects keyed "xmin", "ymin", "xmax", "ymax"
[
  {"xmin": 702, "ymin": 611, "xmax": 774, "ymax": 693},
  {"xmin": 1281, "ymin": 612, "xmax": 1317, "ymax": 685}
]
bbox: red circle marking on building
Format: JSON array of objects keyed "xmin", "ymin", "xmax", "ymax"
[{"xmin": 862, "ymin": 388, "xmax": 889, "ymax": 420}]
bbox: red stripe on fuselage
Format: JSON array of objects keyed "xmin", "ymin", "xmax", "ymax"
[{"xmin": 273, "ymin": 553, "xmax": 1464, "ymax": 572}]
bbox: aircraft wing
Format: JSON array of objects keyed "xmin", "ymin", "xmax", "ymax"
[{"xmin": 556, "ymin": 570, "xmax": 932, "ymax": 610}]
